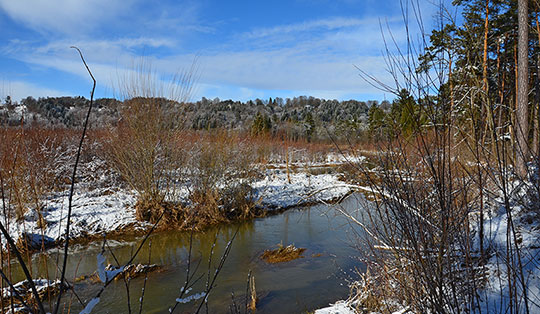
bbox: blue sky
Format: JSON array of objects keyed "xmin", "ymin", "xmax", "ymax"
[{"xmin": 0, "ymin": 0, "xmax": 449, "ymax": 103}]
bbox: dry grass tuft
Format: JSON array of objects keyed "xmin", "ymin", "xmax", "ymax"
[{"xmin": 260, "ymin": 243, "xmax": 306, "ymax": 263}]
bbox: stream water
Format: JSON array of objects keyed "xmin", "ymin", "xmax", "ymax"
[{"xmin": 15, "ymin": 194, "xmax": 368, "ymax": 313}]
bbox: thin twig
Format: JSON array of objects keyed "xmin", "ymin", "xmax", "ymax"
[
  {"xmin": 52, "ymin": 46, "xmax": 96, "ymax": 314},
  {"xmin": 194, "ymin": 228, "xmax": 239, "ymax": 313},
  {"xmin": 0, "ymin": 268, "xmax": 32, "ymax": 311},
  {"xmin": 0, "ymin": 215, "xmax": 46, "ymax": 313},
  {"xmin": 137, "ymin": 240, "xmax": 152, "ymax": 314}
]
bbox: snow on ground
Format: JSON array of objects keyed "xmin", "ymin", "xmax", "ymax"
[
  {"xmin": 315, "ymin": 167, "xmax": 540, "ymax": 314},
  {"xmin": 1, "ymin": 278, "xmax": 60, "ymax": 299},
  {"xmin": 315, "ymin": 301, "xmax": 356, "ymax": 314},
  {"xmin": 315, "ymin": 301, "xmax": 411, "ymax": 314},
  {"xmin": 478, "ymin": 176, "xmax": 540, "ymax": 313},
  {"xmin": 5, "ymin": 188, "xmax": 141, "ymax": 247},
  {"xmin": 1, "ymin": 278, "xmax": 61, "ymax": 313},
  {"xmin": 252, "ymin": 171, "xmax": 351, "ymax": 210},
  {"xmin": 311, "ymin": 162, "xmax": 540, "ymax": 314},
  {"xmin": 266, "ymin": 152, "xmax": 366, "ymax": 169},
  {"xmin": 324, "ymin": 152, "xmax": 366, "ymax": 165},
  {"xmin": 2, "ymin": 159, "xmax": 356, "ymax": 248}
]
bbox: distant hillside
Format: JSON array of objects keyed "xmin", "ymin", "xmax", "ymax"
[{"xmin": 1, "ymin": 95, "xmax": 389, "ymax": 141}]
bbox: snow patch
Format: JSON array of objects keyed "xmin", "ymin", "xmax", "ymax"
[
  {"xmin": 252, "ymin": 172, "xmax": 351, "ymax": 210},
  {"xmin": 175, "ymin": 292, "xmax": 206, "ymax": 304},
  {"xmin": 2, "ymin": 159, "xmax": 353, "ymax": 249},
  {"xmin": 79, "ymin": 297, "xmax": 100, "ymax": 314},
  {"xmin": 97, "ymin": 253, "xmax": 124, "ymax": 283},
  {"xmin": 315, "ymin": 301, "xmax": 356, "ymax": 314}
]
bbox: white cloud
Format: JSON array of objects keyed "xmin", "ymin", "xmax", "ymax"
[
  {"xmin": 2, "ymin": 8, "xmax": 424, "ymax": 101},
  {"xmin": 213, "ymin": 52, "xmax": 380, "ymax": 91},
  {"xmin": 28, "ymin": 37, "xmax": 176, "ymax": 57},
  {"xmin": 6, "ymin": 35, "xmax": 398, "ymax": 100},
  {"xmin": 244, "ymin": 16, "xmax": 401, "ymax": 39},
  {"xmin": 0, "ymin": 80, "xmax": 68, "ymax": 102},
  {"xmin": 230, "ymin": 14, "xmax": 410, "ymax": 61},
  {"xmin": 195, "ymin": 84, "xmax": 264, "ymax": 102},
  {"xmin": 0, "ymin": 0, "xmax": 135, "ymax": 35}
]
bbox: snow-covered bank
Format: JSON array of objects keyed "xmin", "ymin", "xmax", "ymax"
[
  {"xmin": 314, "ymin": 167, "xmax": 540, "ymax": 314},
  {"xmin": 315, "ymin": 301, "xmax": 356, "ymax": 314},
  {"xmin": 252, "ymin": 171, "xmax": 351, "ymax": 210},
  {"xmin": 315, "ymin": 301, "xmax": 410, "ymax": 314},
  {"xmin": 2, "ymin": 162, "xmax": 355, "ymax": 250},
  {"xmin": 4, "ymin": 188, "xmax": 142, "ymax": 250},
  {"xmin": 1, "ymin": 278, "xmax": 61, "ymax": 313},
  {"xmin": 477, "ymin": 176, "xmax": 540, "ymax": 313}
]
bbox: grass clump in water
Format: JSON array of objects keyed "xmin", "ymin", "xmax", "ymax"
[{"xmin": 261, "ymin": 243, "xmax": 306, "ymax": 263}]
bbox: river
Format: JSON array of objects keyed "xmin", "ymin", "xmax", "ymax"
[{"xmin": 13, "ymin": 193, "xmax": 368, "ymax": 313}]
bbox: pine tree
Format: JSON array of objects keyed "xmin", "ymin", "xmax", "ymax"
[{"xmin": 516, "ymin": 0, "xmax": 530, "ymax": 178}]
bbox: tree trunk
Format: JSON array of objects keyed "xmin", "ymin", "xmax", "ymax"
[
  {"xmin": 516, "ymin": 0, "xmax": 530, "ymax": 178},
  {"xmin": 534, "ymin": 59, "xmax": 539, "ymax": 159},
  {"xmin": 534, "ymin": 12, "xmax": 540, "ymax": 161},
  {"xmin": 449, "ymin": 53, "xmax": 454, "ymax": 115},
  {"xmin": 482, "ymin": 0, "xmax": 497, "ymax": 152},
  {"xmin": 483, "ymin": 0, "xmax": 490, "ymax": 94}
]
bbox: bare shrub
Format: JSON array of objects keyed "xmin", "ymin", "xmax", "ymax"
[
  {"xmin": 106, "ymin": 97, "xmax": 176, "ymax": 201},
  {"xmin": 0, "ymin": 127, "xmax": 81, "ymax": 221},
  {"xmin": 104, "ymin": 61, "xmax": 196, "ymax": 220},
  {"xmin": 342, "ymin": 0, "xmax": 539, "ymax": 312},
  {"xmin": 186, "ymin": 131, "xmax": 259, "ymax": 226},
  {"xmin": 354, "ymin": 138, "xmax": 481, "ymax": 312},
  {"xmin": 339, "ymin": 1, "xmax": 505, "ymax": 312}
]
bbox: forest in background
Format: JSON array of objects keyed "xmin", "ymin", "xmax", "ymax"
[{"xmin": 0, "ymin": 95, "xmax": 387, "ymax": 143}]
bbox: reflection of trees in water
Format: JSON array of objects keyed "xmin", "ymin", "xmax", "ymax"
[
  {"xmin": 115, "ymin": 220, "xmax": 257, "ymax": 266},
  {"xmin": 283, "ymin": 213, "xmax": 289, "ymax": 245},
  {"xmin": 8, "ymin": 201, "xmax": 366, "ymax": 313}
]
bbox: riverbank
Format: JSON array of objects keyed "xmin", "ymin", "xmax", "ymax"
[
  {"xmin": 4, "ymin": 192, "xmax": 367, "ymax": 313},
  {"xmin": 2, "ymin": 155, "xmax": 360, "ymax": 253},
  {"xmin": 314, "ymin": 166, "xmax": 540, "ymax": 313}
]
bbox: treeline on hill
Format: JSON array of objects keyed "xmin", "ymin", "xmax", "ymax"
[
  {"xmin": 0, "ymin": 96, "xmax": 122, "ymax": 128},
  {"xmin": 0, "ymin": 94, "xmax": 393, "ymax": 142}
]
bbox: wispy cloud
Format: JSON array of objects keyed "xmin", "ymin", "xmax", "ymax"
[
  {"xmin": 1, "ymin": 0, "xmax": 443, "ymax": 101},
  {"xmin": 3, "ymin": 15, "xmax": 402, "ymax": 100},
  {"xmin": 230, "ymin": 15, "xmax": 409, "ymax": 60},
  {"xmin": 244, "ymin": 16, "xmax": 400, "ymax": 39},
  {"xmin": 0, "ymin": 0, "xmax": 135, "ymax": 35},
  {"xmin": 194, "ymin": 51, "xmax": 390, "ymax": 92},
  {"xmin": 3, "ymin": 38, "xmax": 176, "ymax": 59},
  {"xmin": 0, "ymin": 0, "xmax": 212, "ymax": 40}
]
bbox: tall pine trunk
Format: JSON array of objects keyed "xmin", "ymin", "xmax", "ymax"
[
  {"xmin": 483, "ymin": 0, "xmax": 489, "ymax": 94},
  {"xmin": 516, "ymin": 0, "xmax": 530, "ymax": 178},
  {"xmin": 534, "ymin": 12, "xmax": 540, "ymax": 161}
]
